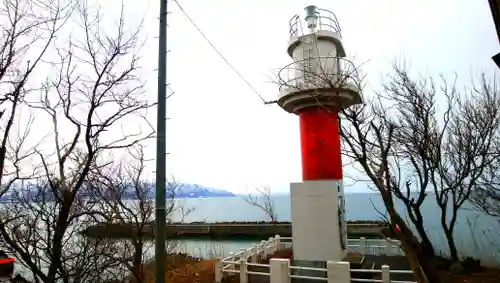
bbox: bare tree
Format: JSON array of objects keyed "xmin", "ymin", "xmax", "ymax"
[
  {"xmin": 0, "ymin": 0, "xmax": 72, "ymax": 197},
  {"xmin": 0, "ymin": 179, "xmax": 126, "ymax": 283},
  {"xmin": 339, "ymin": 64, "xmax": 500, "ymax": 278},
  {"xmin": 339, "ymin": 95, "xmax": 437, "ymax": 283},
  {"xmin": 470, "ymin": 156, "xmax": 500, "ymax": 217},
  {"xmin": 0, "ymin": 1, "xmax": 156, "ymax": 282},
  {"xmin": 342, "ymin": 110, "xmax": 434, "ymax": 281},
  {"xmin": 85, "ymin": 147, "xmax": 155, "ymax": 283},
  {"xmin": 245, "ymin": 186, "xmax": 278, "ymax": 222},
  {"xmin": 369, "ymin": 67, "xmax": 500, "ymax": 262},
  {"xmin": 86, "ymin": 146, "xmax": 193, "ymax": 283}
]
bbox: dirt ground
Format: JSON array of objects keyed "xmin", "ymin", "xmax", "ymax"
[
  {"xmin": 119, "ymin": 254, "xmax": 217, "ymax": 283},
  {"xmin": 437, "ymin": 267, "xmax": 500, "ymax": 283},
  {"xmin": 164, "ymin": 259, "xmax": 216, "ymax": 283}
]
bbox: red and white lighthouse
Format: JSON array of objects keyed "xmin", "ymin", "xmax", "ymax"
[{"xmin": 277, "ymin": 6, "xmax": 362, "ymax": 262}]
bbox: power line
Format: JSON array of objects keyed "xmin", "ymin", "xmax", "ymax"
[{"xmin": 172, "ymin": 0, "xmax": 276, "ymax": 105}]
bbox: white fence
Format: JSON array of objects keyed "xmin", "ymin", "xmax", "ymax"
[
  {"xmin": 347, "ymin": 237, "xmax": 404, "ymax": 256},
  {"xmin": 214, "ymin": 235, "xmax": 415, "ymax": 283}
]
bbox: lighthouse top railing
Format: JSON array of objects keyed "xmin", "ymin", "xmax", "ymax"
[
  {"xmin": 289, "ymin": 8, "xmax": 342, "ymax": 38},
  {"xmin": 277, "ymin": 56, "xmax": 360, "ymax": 92}
]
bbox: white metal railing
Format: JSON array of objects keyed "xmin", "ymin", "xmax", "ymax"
[
  {"xmin": 214, "ymin": 235, "xmax": 415, "ymax": 283},
  {"xmin": 289, "ymin": 8, "xmax": 342, "ymax": 37},
  {"xmin": 277, "ymin": 57, "xmax": 361, "ymax": 93},
  {"xmin": 347, "ymin": 237, "xmax": 405, "ymax": 256},
  {"xmin": 219, "ymin": 235, "xmax": 284, "ymax": 267}
]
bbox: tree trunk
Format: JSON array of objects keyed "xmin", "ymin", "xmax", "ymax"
[
  {"xmin": 131, "ymin": 242, "xmax": 144, "ymax": 282},
  {"xmin": 395, "ymin": 219, "xmax": 441, "ymax": 283},
  {"xmin": 440, "ymin": 208, "xmax": 459, "ymax": 262},
  {"xmin": 443, "ymin": 228, "xmax": 459, "ymax": 262},
  {"xmin": 47, "ymin": 200, "xmax": 72, "ymax": 283},
  {"xmin": 384, "ymin": 199, "xmax": 441, "ymax": 283},
  {"xmin": 414, "ymin": 219, "xmax": 435, "ymax": 257}
]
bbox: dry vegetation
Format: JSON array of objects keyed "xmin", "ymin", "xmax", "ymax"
[{"xmin": 111, "ymin": 254, "xmax": 217, "ymax": 283}]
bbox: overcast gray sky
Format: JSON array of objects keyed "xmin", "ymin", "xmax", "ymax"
[{"xmin": 119, "ymin": 0, "xmax": 499, "ymax": 193}]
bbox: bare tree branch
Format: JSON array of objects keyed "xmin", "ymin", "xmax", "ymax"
[
  {"xmin": 86, "ymin": 145, "xmax": 193, "ymax": 283},
  {"xmin": 0, "ymin": 1, "xmax": 157, "ymax": 282},
  {"xmin": 245, "ymin": 186, "xmax": 277, "ymax": 222}
]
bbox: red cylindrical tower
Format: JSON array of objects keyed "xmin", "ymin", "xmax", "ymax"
[{"xmin": 298, "ymin": 108, "xmax": 342, "ymax": 181}]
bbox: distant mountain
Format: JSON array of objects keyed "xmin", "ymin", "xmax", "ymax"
[
  {"xmin": 0, "ymin": 183, "xmax": 235, "ymax": 202},
  {"xmin": 174, "ymin": 183, "xmax": 236, "ymax": 198}
]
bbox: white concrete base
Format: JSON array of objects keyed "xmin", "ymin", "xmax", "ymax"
[{"xmin": 290, "ymin": 180, "xmax": 347, "ymax": 262}]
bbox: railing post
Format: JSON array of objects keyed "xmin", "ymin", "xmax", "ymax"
[
  {"xmin": 214, "ymin": 259, "xmax": 223, "ymax": 283},
  {"xmin": 381, "ymin": 265, "xmax": 390, "ymax": 283},
  {"xmin": 266, "ymin": 237, "xmax": 274, "ymax": 255},
  {"xmin": 239, "ymin": 259, "xmax": 248, "ymax": 283},
  {"xmin": 228, "ymin": 252, "xmax": 235, "ymax": 273},
  {"xmin": 251, "ymin": 245, "xmax": 258, "ymax": 263},
  {"xmin": 384, "ymin": 238, "xmax": 392, "ymax": 256},
  {"xmin": 398, "ymin": 240, "xmax": 404, "ymax": 256},
  {"xmin": 240, "ymin": 248, "xmax": 248, "ymax": 262},
  {"xmin": 270, "ymin": 258, "xmax": 290, "ymax": 283},
  {"xmin": 260, "ymin": 240, "xmax": 267, "ymax": 258},
  {"xmin": 360, "ymin": 237, "xmax": 366, "ymax": 255},
  {"xmin": 327, "ymin": 261, "xmax": 350, "ymax": 283},
  {"xmin": 274, "ymin": 235, "xmax": 281, "ymax": 251}
]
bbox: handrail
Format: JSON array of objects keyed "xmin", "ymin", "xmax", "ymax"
[
  {"xmin": 289, "ymin": 15, "xmax": 300, "ymax": 37},
  {"xmin": 215, "ymin": 236, "xmax": 414, "ymax": 283},
  {"xmin": 288, "ymin": 8, "xmax": 342, "ymax": 37},
  {"xmin": 317, "ymin": 8, "xmax": 342, "ymax": 36},
  {"xmin": 277, "ymin": 56, "xmax": 360, "ymax": 92}
]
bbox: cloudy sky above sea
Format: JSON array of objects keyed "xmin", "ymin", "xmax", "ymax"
[
  {"xmin": 160, "ymin": 0, "xmax": 497, "ymax": 193},
  {"xmin": 16, "ymin": 0, "xmax": 499, "ymax": 194}
]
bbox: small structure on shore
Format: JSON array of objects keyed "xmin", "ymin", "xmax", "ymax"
[{"xmin": 276, "ymin": 4, "xmax": 361, "ymax": 264}]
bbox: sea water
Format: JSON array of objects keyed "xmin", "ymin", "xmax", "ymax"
[
  {"xmin": 9, "ymin": 192, "xmax": 500, "ymax": 278},
  {"xmin": 160, "ymin": 193, "xmax": 500, "ymax": 264}
]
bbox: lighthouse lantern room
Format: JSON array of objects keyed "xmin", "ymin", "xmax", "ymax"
[{"xmin": 276, "ymin": 5, "xmax": 362, "ymax": 264}]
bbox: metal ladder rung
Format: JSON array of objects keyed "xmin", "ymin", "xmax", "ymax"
[{"xmin": 302, "ymin": 48, "xmax": 315, "ymax": 83}]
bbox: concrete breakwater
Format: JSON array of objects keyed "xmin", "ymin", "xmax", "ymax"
[{"xmin": 80, "ymin": 221, "xmax": 388, "ymax": 239}]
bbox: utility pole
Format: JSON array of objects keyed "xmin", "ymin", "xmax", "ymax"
[{"xmin": 156, "ymin": 0, "xmax": 168, "ymax": 282}]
